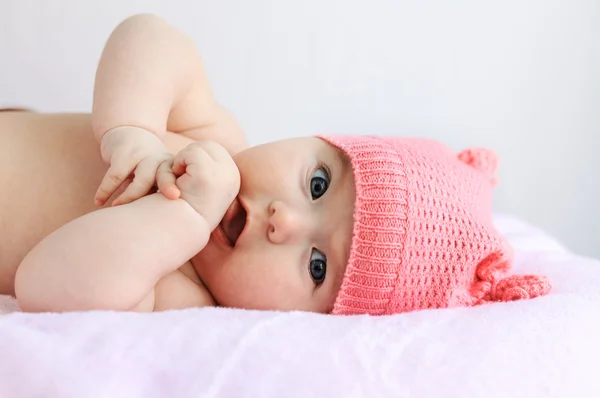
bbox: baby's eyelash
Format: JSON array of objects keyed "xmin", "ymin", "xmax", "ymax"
[{"xmin": 320, "ymin": 164, "xmax": 331, "ymax": 181}]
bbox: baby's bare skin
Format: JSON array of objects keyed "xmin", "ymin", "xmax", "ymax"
[
  {"xmin": 0, "ymin": 111, "xmax": 207, "ymax": 307},
  {"xmin": 0, "ymin": 14, "xmax": 246, "ymax": 312},
  {"xmin": 1, "ymin": 14, "xmax": 353, "ymax": 314}
]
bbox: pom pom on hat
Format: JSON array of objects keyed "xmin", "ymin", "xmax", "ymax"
[{"xmin": 458, "ymin": 148, "xmax": 499, "ymax": 186}]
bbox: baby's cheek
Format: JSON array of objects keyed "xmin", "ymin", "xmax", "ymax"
[
  {"xmin": 254, "ymin": 271, "xmax": 313, "ymax": 311},
  {"xmin": 221, "ymin": 258, "xmax": 308, "ymax": 311},
  {"xmin": 222, "ymin": 269, "xmax": 290, "ymax": 310}
]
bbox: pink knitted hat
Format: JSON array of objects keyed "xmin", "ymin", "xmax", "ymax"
[{"xmin": 318, "ymin": 135, "xmax": 552, "ymax": 316}]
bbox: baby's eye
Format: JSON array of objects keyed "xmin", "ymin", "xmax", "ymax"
[
  {"xmin": 309, "ymin": 249, "xmax": 327, "ymax": 285},
  {"xmin": 310, "ymin": 166, "xmax": 330, "ymax": 200}
]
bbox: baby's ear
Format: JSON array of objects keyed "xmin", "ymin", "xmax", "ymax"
[{"xmin": 457, "ymin": 148, "xmax": 499, "ymax": 185}]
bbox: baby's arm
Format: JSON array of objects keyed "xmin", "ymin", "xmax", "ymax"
[
  {"xmin": 92, "ymin": 13, "xmax": 246, "ymax": 154},
  {"xmin": 15, "ymin": 140, "xmax": 239, "ymax": 313},
  {"xmin": 15, "ymin": 194, "xmax": 208, "ymax": 312},
  {"xmin": 93, "ymin": 13, "xmax": 246, "ymax": 207}
]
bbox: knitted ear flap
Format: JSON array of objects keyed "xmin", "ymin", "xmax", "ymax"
[
  {"xmin": 470, "ymin": 251, "xmax": 552, "ymax": 304},
  {"xmin": 458, "ymin": 148, "xmax": 499, "ymax": 186}
]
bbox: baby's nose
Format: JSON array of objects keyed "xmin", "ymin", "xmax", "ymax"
[{"xmin": 267, "ymin": 200, "xmax": 306, "ymax": 244}]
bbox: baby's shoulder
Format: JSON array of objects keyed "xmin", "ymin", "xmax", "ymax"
[{"xmin": 153, "ymin": 263, "xmax": 216, "ymax": 311}]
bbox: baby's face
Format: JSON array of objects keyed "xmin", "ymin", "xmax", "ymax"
[{"xmin": 191, "ymin": 137, "xmax": 355, "ymax": 313}]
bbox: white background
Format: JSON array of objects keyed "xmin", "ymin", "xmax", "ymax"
[{"xmin": 1, "ymin": 0, "xmax": 598, "ymax": 257}]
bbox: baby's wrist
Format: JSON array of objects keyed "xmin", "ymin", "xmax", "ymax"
[
  {"xmin": 178, "ymin": 195, "xmax": 221, "ymax": 231},
  {"xmin": 177, "ymin": 197, "xmax": 215, "ymax": 237},
  {"xmin": 101, "ymin": 125, "xmax": 154, "ymax": 145},
  {"xmin": 140, "ymin": 193, "xmax": 212, "ymax": 241}
]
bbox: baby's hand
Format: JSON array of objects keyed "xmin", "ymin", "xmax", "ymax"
[
  {"xmin": 95, "ymin": 126, "xmax": 180, "ymax": 206},
  {"xmin": 166, "ymin": 141, "xmax": 240, "ymax": 229}
]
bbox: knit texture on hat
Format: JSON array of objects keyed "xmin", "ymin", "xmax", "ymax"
[{"xmin": 318, "ymin": 135, "xmax": 551, "ymax": 316}]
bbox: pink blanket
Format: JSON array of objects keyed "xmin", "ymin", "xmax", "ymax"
[{"xmin": 1, "ymin": 215, "xmax": 599, "ymax": 398}]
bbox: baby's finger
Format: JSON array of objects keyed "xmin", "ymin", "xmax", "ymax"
[
  {"xmin": 94, "ymin": 162, "xmax": 135, "ymax": 206},
  {"xmin": 171, "ymin": 149, "xmax": 189, "ymax": 176},
  {"xmin": 156, "ymin": 160, "xmax": 180, "ymax": 200},
  {"xmin": 111, "ymin": 158, "xmax": 161, "ymax": 206},
  {"xmin": 172, "ymin": 145, "xmax": 205, "ymax": 176}
]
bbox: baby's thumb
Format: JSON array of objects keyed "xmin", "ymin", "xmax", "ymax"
[{"xmin": 156, "ymin": 160, "xmax": 180, "ymax": 199}]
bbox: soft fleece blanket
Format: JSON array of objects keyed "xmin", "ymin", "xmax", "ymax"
[{"xmin": 1, "ymin": 215, "xmax": 599, "ymax": 398}]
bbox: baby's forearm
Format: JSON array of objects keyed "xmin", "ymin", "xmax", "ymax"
[
  {"xmin": 15, "ymin": 194, "xmax": 209, "ymax": 312},
  {"xmin": 92, "ymin": 14, "xmax": 216, "ymax": 141}
]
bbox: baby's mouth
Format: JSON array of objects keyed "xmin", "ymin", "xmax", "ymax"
[{"xmin": 220, "ymin": 197, "xmax": 247, "ymax": 247}]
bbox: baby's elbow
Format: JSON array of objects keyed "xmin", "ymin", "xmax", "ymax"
[
  {"xmin": 14, "ymin": 260, "xmax": 51, "ymax": 312},
  {"xmin": 14, "ymin": 256, "xmax": 82, "ymax": 313},
  {"xmin": 114, "ymin": 13, "xmax": 168, "ymax": 34}
]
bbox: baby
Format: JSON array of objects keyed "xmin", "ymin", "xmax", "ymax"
[{"xmin": 0, "ymin": 14, "xmax": 550, "ymax": 315}]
